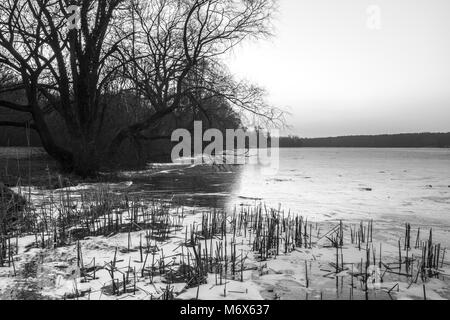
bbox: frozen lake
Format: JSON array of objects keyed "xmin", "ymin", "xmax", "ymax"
[
  {"xmin": 2, "ymin": 147, "xmax": 450, "ymax": 244},
  {"xmin": 233, "ymin": 148, "xmax": 450, "ymax": 223},
  {"xmin": 120, "ymin": 148, "xmax": 450, "ymax": 246}
]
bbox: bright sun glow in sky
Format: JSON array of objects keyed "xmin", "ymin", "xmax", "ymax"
[{"xmin": 226, "ymin": 0, "xmax": 450, "ymax": 137}]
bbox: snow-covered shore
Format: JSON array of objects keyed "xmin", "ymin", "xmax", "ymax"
[{"xmin": 1, "ymin": 182, "xmax": 449, "ymax": 300}]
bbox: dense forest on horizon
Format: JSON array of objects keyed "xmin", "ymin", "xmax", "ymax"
[
  {"xmin": 2, "ymin": 126, "xmax": 450, "ymax": 149},
  {"xmin": 279, "ymin": 132, "xmax": 450, "ymax": 148}
]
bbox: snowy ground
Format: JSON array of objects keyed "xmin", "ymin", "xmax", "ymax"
[{"xmin": 1, "ymin": 182, "xmax": 449, "ymax": 300}]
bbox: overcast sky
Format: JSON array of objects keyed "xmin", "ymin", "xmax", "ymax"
[{"xmin": 226, "ymin": 0, "xmax": 450, "ymax": 137}]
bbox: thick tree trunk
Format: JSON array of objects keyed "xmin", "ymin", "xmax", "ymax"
[
  {"xmin": 71, "ymin": 139, "xmax": 100, "ymax": 177},
  {"xmin": 31, "ymin": 108, "xmax": 75, "ymax": 172}
]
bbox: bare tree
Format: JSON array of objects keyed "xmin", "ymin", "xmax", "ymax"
[
  {"xmin": 0, "ymin": 0, "xmax": 281, "ymax": 176},
  {"xmin": 0, "ymin": 0, "xmax": 129, "ymax": 176},
  {"xmin": 107, "ymin": 0, "xmax": 282, "ymax": 156}
]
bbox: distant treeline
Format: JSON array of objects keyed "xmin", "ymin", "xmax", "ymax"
[
  {"xmin": 279, "ymin": 133, "xmax": 450, "ymax": 148},
  {"xmin": 3, "ymin": 127, "xmax": 450, "ymax": 149}
]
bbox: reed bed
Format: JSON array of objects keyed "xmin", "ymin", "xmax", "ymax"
[{"xmin": 1, "ymin": 181, "xmax": 449, "ymax": 300}]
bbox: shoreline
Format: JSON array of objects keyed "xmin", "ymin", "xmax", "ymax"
[{"xmin": 1, "ymin": 183, "xmax": 449, "ymax": 301}]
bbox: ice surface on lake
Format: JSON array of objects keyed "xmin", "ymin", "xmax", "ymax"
[
  {"xmin": 2, "ymin": 147, "xmax": 449, "ymax": 244},
  {"xmin": 229, "ymin": 148, "xmax": 450, "ymax": 244},
  {"xmin": 234, "ymin": 148, "xmax": 450, "ymax": 220},
  {"xmin": 131, "ymin": 148, "xmax": 450, "ymax": 246}
]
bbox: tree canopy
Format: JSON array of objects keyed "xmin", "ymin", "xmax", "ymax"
[{"xmin": 0, "ymin": 0, "xmax": 282, "ymax": 176}]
